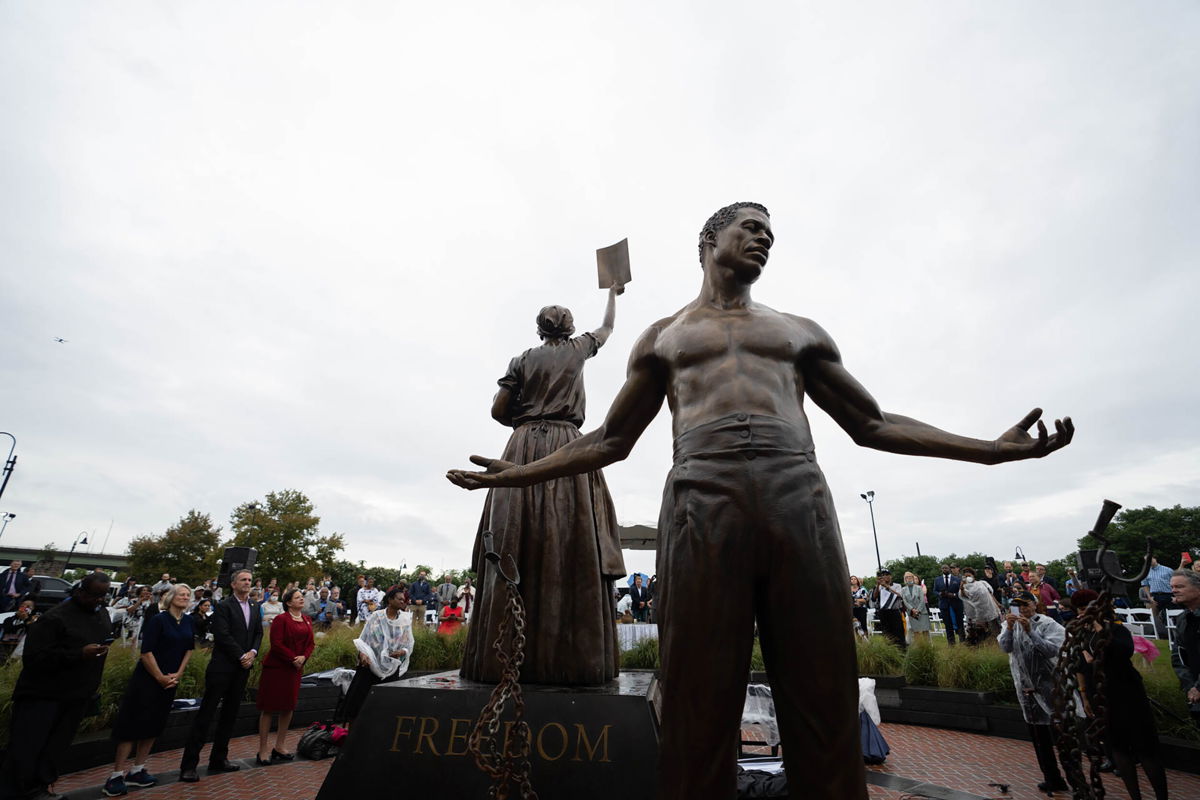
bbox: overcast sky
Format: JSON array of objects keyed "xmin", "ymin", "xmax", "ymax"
[{"xmin": 1, "ymin": 2, "xmax": 1197, "ymax": 583}]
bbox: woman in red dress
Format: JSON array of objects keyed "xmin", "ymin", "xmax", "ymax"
[{"xmin": 255, "ymin": 589, "xmax": 314, "ymax": 764}]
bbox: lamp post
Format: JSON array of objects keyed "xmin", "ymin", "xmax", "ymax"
[
  {"xmin": 0, "ymin": 432, "xmax": 16, "ymax": 504},
  {"xmin": 860, "ymin": 490, "xmax": 881, "ymax": 571},
  {"xmin": 64, "ymin": 531, "xmax": 89, "ymax": 574},
  {"xmin": 0, "ymin": 512, "xmax": 14, "ymax": 541}
]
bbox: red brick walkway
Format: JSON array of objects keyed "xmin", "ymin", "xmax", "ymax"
[{"xmin": 55, "ymin": 724, "xmax": 1199, "ymax": 799}]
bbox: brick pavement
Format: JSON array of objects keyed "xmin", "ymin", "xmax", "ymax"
[{"xmin": 55, "ymin": 723, "xmax": 1199, "ymax": 799}]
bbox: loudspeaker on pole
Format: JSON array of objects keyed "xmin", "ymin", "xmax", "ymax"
[{"xmin": 217, "ymin": 546, "xmax": 258, "ymax": 589}]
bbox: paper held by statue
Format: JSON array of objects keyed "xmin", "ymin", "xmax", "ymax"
[{"xmin": 596, "ymin": 238, "xmax": 631, "ymax": 290}]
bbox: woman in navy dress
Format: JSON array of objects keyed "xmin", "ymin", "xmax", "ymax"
[
  {"xmin": 106, "ymin": 584, "xmax": 195, "ymax": 796},
  {"xmin": 255, "ymin": 588, "xmax": 314, "ymax": 764}
]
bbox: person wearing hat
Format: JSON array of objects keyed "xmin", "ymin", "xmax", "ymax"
[
  {"xmin": 999, "ymin": 591, "xmax": 1071, "ymax": 795},
  {"xmin": 870, "ymin": 569, "xmax": 906, "ymax": 650}
]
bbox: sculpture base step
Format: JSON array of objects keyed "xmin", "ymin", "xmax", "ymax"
[{"xmin": 316, "ymin": 670, "xmax": 659, "ymax": 800}]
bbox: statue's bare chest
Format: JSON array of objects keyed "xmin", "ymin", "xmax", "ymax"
[{"xmin": 657, "ymin": 310, "xmax": 807, "ymax": 371}]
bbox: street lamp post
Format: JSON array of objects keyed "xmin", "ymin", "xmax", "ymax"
[
  {"xmin": 0, "ymin": 432, "xmax": 16, "ymax": 504},
  {"xmin": 860, "ymin": 490, "xmax": 881, "ymax": 571},
  {"xmin": 64, "ymin": 531, "xmax": 89, "ymax": 574},
  {"xmin": 0, "ymin": 512, "xmax": 14, "ymax": 541}
]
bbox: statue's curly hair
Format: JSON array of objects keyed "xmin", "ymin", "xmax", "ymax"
[{"xmin": 698, "ymin": 202, "xmax": 769, "ymax": 265}]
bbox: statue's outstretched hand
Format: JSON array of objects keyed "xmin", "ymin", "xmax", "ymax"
[
  {"xmin": 446, "ymin": 455, "xmax": 521, "ymax": 490},
  {"xmin": 994, "ymin": 408, "xmax": 1074, "ymax": 462}
]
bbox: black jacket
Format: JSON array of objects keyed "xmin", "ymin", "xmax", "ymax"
[
  {"xmin": 14, "ymin": 598, "xmax": 111, "ymax": 701},
  {"xmin": 208, "ymin": 595, "xmax": 263, "ymax": 674},
  {"xmin": 1172, "ymin": 608, "xmax": 1200, "ymax": 702}
]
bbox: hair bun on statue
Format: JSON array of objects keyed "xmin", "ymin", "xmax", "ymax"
[{"xmin": 536, "ymin": 305, "xmax": 575, "ymax": 340}]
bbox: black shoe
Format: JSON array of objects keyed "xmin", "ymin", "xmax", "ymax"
[
  {"xmin": 179, "ymin": 769, "xmax": 200, "ymax": 783},
  {"xmin": 1037, "ymin": 780, "xmax": 1069, "ymax": 794},
  {"xmin": 271, "ymin": 748, "xmax": 295, "ymax": 761},
  {"xmin": 1098, "ymin": 759, "xmax": 1115, "ymax": 773},
  {"xmin": 207, "ymin": 760, "xmax": 240, "ymax": 773},
  {"xmin": 255, "ymin": 754, "xmax": 272, "ymax": 766}
]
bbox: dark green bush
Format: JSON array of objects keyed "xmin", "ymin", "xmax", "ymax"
[
  {"xmin": 620, "ymin": 637, "xmax": 660, "ymax": 669},
  {"xmin": 902, "ymin": 638, "xmax": 938, "ymax": 687},
  {"xmin": 856, "ymin": 636, "xmax": 904, "ymax": 676}
]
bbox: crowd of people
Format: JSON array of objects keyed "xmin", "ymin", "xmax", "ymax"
[
  {"xmin": 0, "ymin": 552, "xmax": 1197, "ymax": 799},
  {"xmin": 0, "ymin": 563, "xmax": 476, "ymax": 799},
  {"xmin": 852, "ymin": 554, "xmax": 1200, "ymax": 650},
  {"xmin": 854, "ymin": 555, "xmax": 1200, "ymax": 800}
]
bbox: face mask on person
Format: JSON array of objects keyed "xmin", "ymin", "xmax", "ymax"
[
  {"xmin": 905, "ymin": 579, "xmax": 915, "ymax": 585},
  {"xmin": 964, "ymin": 576, "xmax": 974, "ymax": 583}
]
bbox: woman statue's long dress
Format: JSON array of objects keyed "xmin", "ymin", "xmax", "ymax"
[{"xmin": 460, "ymin": 293, "xmax": 625, "ymax": 686}]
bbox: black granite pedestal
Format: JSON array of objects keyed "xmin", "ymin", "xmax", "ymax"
[{"xmin": 316, "ymin": 670, "xmax": 659, "ymax": 800}]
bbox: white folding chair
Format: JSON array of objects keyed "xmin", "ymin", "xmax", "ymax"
[
  {"xmin": 928, "ymin": 607, "xmax": 945, "ymax": 637},
  {"xmin": 1125, "ymin": 608, "xmax": 1156, "ymax": 637},
  {"xmin": 1166, "ymin": 608, "xmax": 1185, "ymax": 645}
]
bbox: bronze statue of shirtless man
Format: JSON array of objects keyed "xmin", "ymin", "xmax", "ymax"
[{"xmin": 448, "ymin": 201, "xmax": 1074, "ymax": 799}]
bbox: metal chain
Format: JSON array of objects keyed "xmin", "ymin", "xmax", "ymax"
[
  {"xmin": 468, "ymin": 540, "xmax": 538, "ymax": 800},
  {"xmin": 1051, "ymin": 591, "xmax": 1113, "ymax": 800}
]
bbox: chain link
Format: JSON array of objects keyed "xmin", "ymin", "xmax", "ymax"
[
  {"xmin": 468, "ymin": 578, "xmax": 538, "ymax": 800},
  {"xmin": 1051, "ymin": 591, "xmax": 1113, "ymax": 800}
]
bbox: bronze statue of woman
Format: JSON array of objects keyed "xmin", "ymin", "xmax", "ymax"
[{"xmin": 459, "ymin": 284, "xmax": 625, "ymax": 686}]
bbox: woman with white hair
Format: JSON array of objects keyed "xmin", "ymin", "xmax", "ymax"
[
  {"xmin": 899, "ymin": 572, "xmax": 930, "ymax": 643},
  {"xmin": 105, "ymin": 584, "xmax": 195, "ymax": 796}
]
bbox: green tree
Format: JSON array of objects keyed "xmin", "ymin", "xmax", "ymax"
[
  {"xmin": 226, "ymin": 490, "xmax": 344, "ymax": 586},
  {"xmin": 37, "ymin": 541, "xmax": 57, "ymax": 564},
  {"xmin": 126, "ymin": 510, "xmax": 223, "ymax": 585},
  {"xmin": 327, "ymin": 558, "xmax": 366, "ymax": 594},
  {"xmin": 1079, "ymin": 505, "xmax": 1198, "ymax": 574}
]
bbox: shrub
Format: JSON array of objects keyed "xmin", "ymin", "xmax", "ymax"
[
  {"xmin": 902, "ymin": 638, "xmax": 938, "ymax": 687},
  {"xmin": 620, "ymin": 637, "xmax": 660, "ymax": 669},
  {"xmin": 856, "ymin": 636, "xmax": 903, "ymax": 676}
]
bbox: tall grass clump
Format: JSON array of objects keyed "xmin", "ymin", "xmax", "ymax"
[
  {"xmin": 856, "ymin": 636, "xmax": 903, "ymax": 676},
  {"xmin": 934, "ymin": 641, "xmax": 1015, "ymax": 701},
  {"xmin": 409, "ymin": 624, "xmax": 467, "ymax": 671},
  {"xmin": 620, "ymin": 637, "xmax": 660, "ymax": 669},
  {"xmin": 902, "ymin": 638, "xmax": 939, "ymax": 687}
]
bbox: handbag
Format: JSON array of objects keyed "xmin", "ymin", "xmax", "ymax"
[{"xmin": 297, "ymin": 721, "xmax": 345, "ymax": 760}]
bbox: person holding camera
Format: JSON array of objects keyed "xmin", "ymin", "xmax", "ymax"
[
  {"xmin": 870, "ymin": 569, "xmax": 907, "ymax": 649},
  {"xmin": 998, "ymin": 591, "xmax": 1070, "ymax": 795}
]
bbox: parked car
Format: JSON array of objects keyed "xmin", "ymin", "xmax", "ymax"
[{"xmin": 25, "ymin": 575, "xmax": 73, "ymax": 614}]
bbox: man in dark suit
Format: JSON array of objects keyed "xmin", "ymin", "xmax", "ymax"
[
  {"xmin": 934, "ymin": 564, "xmax": 964, "ymax": 646},
  {"xmin": 0, "ymin": 560, "xmax": 31, "ymax": 613},
  {"xmin": 179, "ymin": 568, "xmax": 262, "ymax": 782},
  {"xmin": 629, "ymin": 574, "xmax": 651, "ymax": 622}
]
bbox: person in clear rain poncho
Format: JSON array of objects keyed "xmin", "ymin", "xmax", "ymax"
[
  {"xmin": 998, "ymin": 591, "xmax": 1073, "ymax": 795},
  {"xmin": 341, "ymin": 586, "xmax": 413, "ymax": 726}
]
